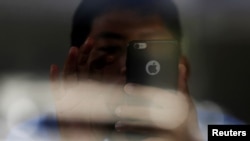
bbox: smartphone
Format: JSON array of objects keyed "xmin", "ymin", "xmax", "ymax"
[{"xmin": 126, "ymin": 40, "xmax": 181, "ymax": 90}]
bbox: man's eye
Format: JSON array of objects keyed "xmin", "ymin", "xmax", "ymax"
[{"xmin": 98, "ymin": 46, "xmax": 120, "ymax": 54}]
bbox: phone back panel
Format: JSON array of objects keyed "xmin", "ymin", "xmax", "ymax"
[{"xmin": 126, "ymin": 40, "xmax": 180, "ymax": 90}]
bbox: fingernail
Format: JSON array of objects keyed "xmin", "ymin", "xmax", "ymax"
[
  {"xmin": 124, "ymin": 83, "xmax": 135, "ymax": 94},
  {"xmin": 50, "ymin": 64, "xmax": 58, "ymax": 73},
  {"xmin": 179, "ymin": 64, "xmax": 187, "ymax": 80},
  {"xmin": 84, "ymin": 37, "xmax": 94, "ymax": 46},
  {"xmin": 50, "ymin": 64, "xmax": 54, "ymax": 73},
  {"xmin": 50, "ymin": 64, "xmax": 58, "ymax": 80},
  {"xmin": 179, "ymin": 64, "xmax": 186, "ymax": 73},
  {"xmin": 115, "ymin": 107, "xmax": 122, "ymax": 116},
  {"xmin": 69, "ymin": 47, "xmax": 78, "ymax": 59}
]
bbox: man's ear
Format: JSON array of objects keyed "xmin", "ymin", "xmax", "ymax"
[{"xmin": 179, "ymin": 55, "xmax": 190, "ymax": 81}]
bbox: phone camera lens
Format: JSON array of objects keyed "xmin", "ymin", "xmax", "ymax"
[
  {"xmin": 134, "ymin": 43, "xmax": 147, "ymax": 49},
  {"xmin": 134, "ymin": 43, "xmax": 140, "ymax": 49}
]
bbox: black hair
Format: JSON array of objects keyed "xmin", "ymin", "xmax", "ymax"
[{"xmin": 71, "ymin": 0, "xmax": 182, "ymax": 47}]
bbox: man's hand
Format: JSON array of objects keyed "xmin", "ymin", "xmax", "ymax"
[
  {"xmin": 50, "ymin": 38, "xmax": 94, "ymax": 117},
  {"xmin": 49, "ymin": 38, "xmax": 126, "ymax": 141},
  {"xmin": 49, "ymin": 41, "xmax": 203, "ymax": 141},
  {"xmin": 113, "ymin": 63, "xmax": 203, "ymax": 141}
]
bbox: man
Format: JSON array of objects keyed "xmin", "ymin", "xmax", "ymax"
[
  {"xmin": 7, "ymin": 0, "xmax": 223, "ymax": 140},
  {"xmin": 48, "ymin": 0, "xmax": 203, "ymax": 141}
]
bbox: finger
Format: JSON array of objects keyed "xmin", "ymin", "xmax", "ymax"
[
  {"xmin": 177, "ymin": 56, "xmax": 189, "ymax": 94},
  {"xmin": 179, "ymin": 55, "xmax": 190, "ymax": 79},
  {"xmin": 50, "ymin": 64, "xmax": 67, "ymax": 100},
  {"xmin": 77, "ymin": 37, "xmax": 94, "ymax": 80},
  {"xmin": 124, "ymin": 83, "xmax": 175, "ymax": 102},
  {"xmin": 50, "ymin": 64, "xmax": 60, "ymax": 94},
  {"xmin": 50, "ymin": 64, "xmax": 59, "ymax": 82},
  {"xmin": 78, "ymin": 37, "xmax": 94, "ymax": 64},
  {"xmin": 114, "ymin": 105, "xmax": 182, "ymax": 130},
  {"xmin": 56, "ymin": 81, "xmax": 118, "ymax": 123},
  {"xmin": 115, "ymin": 105, "xmax": 152, "ymax": 121},
  {"xmin": 178, "ymin": 64, "xmax": 188, "ymax": 93},
  {"xmin": 116, "ymin": 99, "xmax": 190, "ymax": 130},
  {"xmin": 63, "ymin": 46, "xmax": 79, "ymax": 82}
]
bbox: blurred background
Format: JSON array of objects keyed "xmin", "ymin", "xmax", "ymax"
[{"xmin": 0, "ymin": 0, "xmax": 250, "ymax": 140}]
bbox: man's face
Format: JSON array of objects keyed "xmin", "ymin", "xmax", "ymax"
[{"xmin": 83, "ymin": 10, "xmax": 175, "ymax": 83}]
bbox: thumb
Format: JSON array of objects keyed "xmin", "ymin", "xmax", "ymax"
[
  {"xmin": 178, "ymin": 57, "xmax": 189, "ymax": 94},
  {"xmin": 50, "ymin": 64, "xmax": 61, "ymax": 99}
]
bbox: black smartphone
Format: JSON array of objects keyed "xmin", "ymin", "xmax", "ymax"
[{"xmin": 126, "ymin": 40, "xmax": 181, "ymax": 90}]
